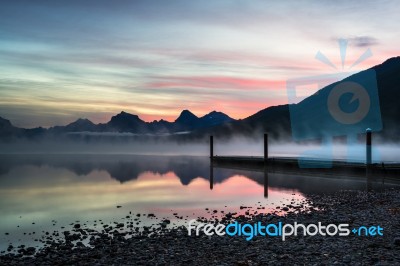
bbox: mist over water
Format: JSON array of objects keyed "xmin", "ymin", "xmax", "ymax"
[
  {"xmin": 0, "ymin": 139, "xmax": 209, "ymax": 156},
  {"xmin": 0, "ymin": 138, "xmax": 400, "ymax": 163},
  {"xmin": 214, "ymin": 140, "xmax": 400, "ymax": 163},
  {"xmin": 0, "ymin": 137, "xmax": 399, "ymax": 163}
]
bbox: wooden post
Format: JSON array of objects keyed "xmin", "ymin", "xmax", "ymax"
[
  {"xmin": 210, "ymin": 135, "xmax": 214, "ymax": 161},
  {"xmin": 366, "ymin": 128, "xmax": 372, "ymax": 183},
  {"xmin": 263, "ymin": 132, "xmax": 269, "ymax": 197},
  {"xmin": 264, "ymin": 133, "xmax": 268, "ymax": 163},
  {"xmin": 366, "ymin": 128, "xmax": 372, "ymax": 165}
]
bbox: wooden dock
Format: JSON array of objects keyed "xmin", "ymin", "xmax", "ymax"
[
  {"xmin": 209, "ymin": 133, "xmax": 400, "ymax": 178},
  {"xmin": 212, "ymin": 156, "xmax": 400, "ymax": 178}
]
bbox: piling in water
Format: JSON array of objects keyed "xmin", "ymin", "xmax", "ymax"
[
  {"xmin": 264, "ymin": 133, "xmax": 268, "ymax": 163},
  {"xmin": 366, "ymin": 128, "xmax": 372, "ymax": 166}
]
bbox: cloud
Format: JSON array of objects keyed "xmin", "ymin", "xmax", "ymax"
[
  {"xmin": 145, "ymin": 76, "xmax": 285, "ymax": 91},
  {"xmin": 0, "ymin": 1, "xmax": 399, "ymax": 128},
  {"xmin": 349, "ymin": 36, "xmax": 379, "ymax": 47}
]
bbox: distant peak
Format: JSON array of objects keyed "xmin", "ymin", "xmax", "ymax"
[
  {"xmin": 199, "ymin": 111, "xmax": 235, "ymax": 125},
  {"xmin": 76, "ymin": 118, "xmax": 90, "ymax": 122},
  {"xmin": 175, "ymin": 109, "xmax": 198, "ymax": 123},
  {"xmin": 208, "ymin": 110, "xmax": 223, "ymax": 115},
  {"xmin": 108, "ymin": 111, "xmax": 144, "ymax": 125},
  {"xmin": 180, "ymin": 109, "xmax": 195, "ymax": 115},
  {"xmin": 66, "ymin": 118, "xmax": 95, "ymax": 127},
  {"xmin": 115, "ymin": 111, "xmax": 138, "ymax": 118},
  {"xmin": 202, "ymin": 110, "xmax": 231, "ymax": 118},
  {"xmin": 179, "ymin": 110, "xmax": 196, "ymax": 117}
]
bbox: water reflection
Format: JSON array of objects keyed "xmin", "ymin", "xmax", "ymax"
[
  {"xmin": 0, "ymin": 154, "xmax": 302, "ymax": 252},
  {"xmin": 0, "ymin": 154, "xmax": 399, "ymax": 252},
  {"xmin": 1, "ymin": 154, "xmax": 395, "ymax": 195}
]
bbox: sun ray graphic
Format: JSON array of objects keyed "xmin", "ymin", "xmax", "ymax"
[{"xmin": 315, "ymin": 39, "xmax": 373, "ymax": 71}]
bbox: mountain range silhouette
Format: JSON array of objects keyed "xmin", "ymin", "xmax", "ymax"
[{"xmin": 1, "ymin": 56, "xmax": 400, "ymax": 141}]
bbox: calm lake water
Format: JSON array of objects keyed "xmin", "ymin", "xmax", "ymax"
[{"xmin": 0, "ymin": 154, "xmax": 399, "ymax": 252}]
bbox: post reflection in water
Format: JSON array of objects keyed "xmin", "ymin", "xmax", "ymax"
[
  {"xmin": 208, "ymin": 163, "xmax": 268, "ymax": 197},
  {"xmin": 264, "ymin": 169, "xmax": 268, "ymax": 198},
  {"xmin": 366, "ymin": 170, "xmax": 386, "ymax": 192},
  {"xmin": 209, "ymin": 162, "xmax": 213, "ymax": 190}
]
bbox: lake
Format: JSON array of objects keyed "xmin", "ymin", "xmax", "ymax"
[{"xmin": 0, "ymin": 154, "xmax": 399, "ymax": 253}]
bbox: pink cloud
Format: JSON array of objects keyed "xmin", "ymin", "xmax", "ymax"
[{"xmin": 147, "ymin": 76, "xmax": 286, "ymax": 90}]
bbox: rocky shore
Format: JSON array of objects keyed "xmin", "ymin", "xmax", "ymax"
[{"xmin": 1, "ymin": 188, "xmax": 400, "ymax": 265}]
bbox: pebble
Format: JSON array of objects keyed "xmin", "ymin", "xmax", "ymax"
[{"xmin": 0, "ymin": 189, "xmax": 399, "ymax": 265}]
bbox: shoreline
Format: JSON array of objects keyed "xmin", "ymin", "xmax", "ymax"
[{"xmin": 1, "ymin": 189, "xmax": 400, "ymax": 265}]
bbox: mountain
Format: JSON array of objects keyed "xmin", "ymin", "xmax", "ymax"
[
  {"xmin": 0, "ymin": 116, "xmax": 13, "ymax": 131},
  {"xmin": 101, "ymin": 110, "xmax": 234, "ymax": 134},
  {"xmin": 1, "ymin": 56, "xmax": 400, "ymax": 141},
  {"xmin": 373, "ymin": 57, "xmax": 400, "ymax": 138},
  {"xmin": 188, "ymin": 105, "xmax": 290, "ymax": 140},
  {"xmin": 0, "ymin": 117, "xmax": 21, "ymax": 139},
  {"xmin": 174, "ymin": 110, "xmax": 200, "ymax": 132},
  {"xmin": 65, "ymin": 118, "xmax": 97, "ymax": 131},
  {"xmin": 147, "ymin": 119, "xmax": 173, "ymax": 134},
  {"xmin": 173, "ymin": 110, "xmax": 235, "ymax": 132},
  {"xmin": 175, "ymin": 110, "xmax": 198, "ymax": 125},
  {"xmin": 49, "ymin": 118, "xmax": 98, "ymax": 133},
  {"xmin": 105, "ymin": 111, "xmax": 148, "ymax": 133},
  {"xmin": 0, "ymin": 110, "xmax": 235, "ymax": 139},
  {"xmin": 200, "ymin": 111, "xmax": 234, "ymax": 127}
]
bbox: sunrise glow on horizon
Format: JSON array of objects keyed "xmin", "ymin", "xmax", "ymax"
[{"xmin": 1, "ymin": 0, "xmax": 399, "ymax": 128}]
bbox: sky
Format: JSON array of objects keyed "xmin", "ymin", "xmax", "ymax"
[{"xmin": 0, "ymin": 0, "xmax": 399, "ymax": 128}]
